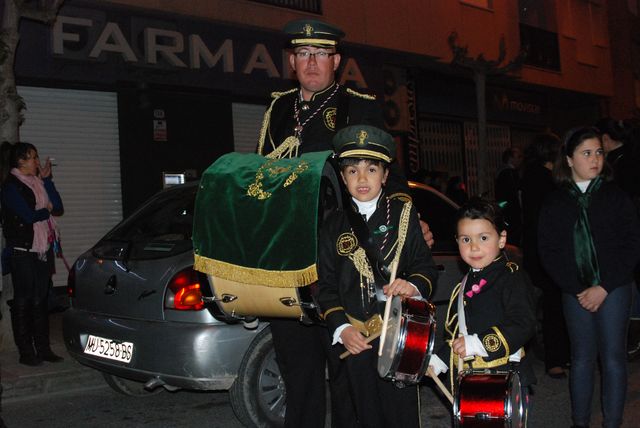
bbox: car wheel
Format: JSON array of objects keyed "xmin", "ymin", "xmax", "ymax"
[
  {"xmin": 229, "ymin": 326, "xmax": 285, "ymax": 428},
  {"xmin": 102, "ymin": 373, "xmax": 164, "ymax": 397}
]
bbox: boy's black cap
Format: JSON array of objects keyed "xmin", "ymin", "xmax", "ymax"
[
  {"xmin": 332, "ymin": 125, "xmax": 395, "ymax": 163},
  {"xmin": 283, "ymin": 19, "xmax": 345, "ymax": 48}
]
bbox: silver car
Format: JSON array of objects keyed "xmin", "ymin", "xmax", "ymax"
[{"xmin": 63, "ymin": 180, "xmax": 502, "ymax": 427}]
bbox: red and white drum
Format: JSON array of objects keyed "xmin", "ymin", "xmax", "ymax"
[
  {"xmin": 454, "ymin": 370, "xmax": 524, "ymax": 427},
  {"xmin": 377, "ymin": 296, "xmax": 436, "ymax": 385}
]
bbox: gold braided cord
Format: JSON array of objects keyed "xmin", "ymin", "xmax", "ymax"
[
  {"xmin": 445, "ymin": 282, "xmax": 462, "ymax": 338},
  {"xmin": 390, "ymin": 201, "xmax": 412, "ymax": 269},
  {"xmin": 266, "ymin": 136, "xmax": 300, "ymax": 159},
  {"xmin": 345, "ymin": 87, "xmax": 376, "ymax": 100},
  {"xmin": 408, "ymin": 273, "xmax": 432, "ymax": 296},
  {"xmin": 348, "ymin": 247, "xmax": 375, "ymax": 283},
  {"xmin": 257, "ymin": 89, "xmax": 297, "ymax": 155},
  {"xmin": 194, "ymin": 254, "xmax": 317, "ymax": 288}
]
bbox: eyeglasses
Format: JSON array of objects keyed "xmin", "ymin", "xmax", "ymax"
[{"xmin": 294, "ymin": 50, "xmax": 337, "ymax": 61}]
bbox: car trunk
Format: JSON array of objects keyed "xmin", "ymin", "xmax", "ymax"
[{"xmin": 72, "ymin": 250, "xmax": 194, "ymax": 320}]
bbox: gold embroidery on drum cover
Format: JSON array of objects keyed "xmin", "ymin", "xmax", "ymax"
[
  {"xmin": 483, "ymin": 333, "xmax": 502, "ymax": 353},
  {"xmin": 337, "ymin": 233, "xmax": 358, "ymax": 256},
  {"xmin": 324, "ymin": 107, "xmax": 337, "ymax": 130}
]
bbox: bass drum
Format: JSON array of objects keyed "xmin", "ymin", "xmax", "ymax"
[
  {"xmin": 454, "ymin": 370, "xmax": 524, "ymax": 427},
  {"xmin": 202, "ymin": 153, "xmax": 343, "ymax": 325}
]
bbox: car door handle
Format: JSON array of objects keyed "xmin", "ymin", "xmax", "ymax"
[{"xmin": 105, "ymin": 275, "xmax": 117, "ymax": 295}]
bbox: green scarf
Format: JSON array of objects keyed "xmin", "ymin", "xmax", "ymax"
[{"xmin": 566, "ymin": 176, "xmax": 602, "ymax": 287}]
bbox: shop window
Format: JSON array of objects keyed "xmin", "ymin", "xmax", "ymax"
[{"xmin": 248, "ymin": 0, "xmax": 321, "ymax": 13}]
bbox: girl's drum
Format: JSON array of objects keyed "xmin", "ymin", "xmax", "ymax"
[
  {"xmin": 454, "ymin": 370, "xmax": 524, "ymax": 427},
  {"xmin": 377, "ymin": 296, "xmax": 436, "ymax": 385}
]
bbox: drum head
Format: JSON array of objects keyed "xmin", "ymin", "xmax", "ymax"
[{"xmin": 377, "ymin": 296, "xmax": 403, "ymax": 378}]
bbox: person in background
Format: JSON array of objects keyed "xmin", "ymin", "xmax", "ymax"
[
  {"xmin": 495, "ymin": 147, "xmax": 523, "ymax": 246},
  {"xmin": 256, "ymin": 19, "xmax": 434, "ymax": 427},
  {"xmin": 521, "ymin": 133, "xmax": 570, "ymax": 379},
  {"xmin": 429, "ymin": 197, "xmax": 537, "ymax": 425},
  {"xmin": 0, "ymin": 142, "xmax": 64, "ymax": 366},
  {"xmin": 595, "ymin": 117, "xmax": 640, "ymax": 362},
  {"xmin": 317, "ymin": 125, "xmax": 437, "ymax": 427},
  {"xmin": 538, "ymin": 127, "xmax": 640, "ymax": 428}
]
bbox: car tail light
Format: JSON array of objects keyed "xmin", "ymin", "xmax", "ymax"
[
  {"xmin": 165, "ymin": 268, "xmax": 204, "ymax": 311},
  {"xmin": 67, "ymin": 266, "xmax": 76, "ymax": 298}
]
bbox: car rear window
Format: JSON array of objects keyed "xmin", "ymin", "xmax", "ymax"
[{"xmin": 96, "ymin": 185, "xmax": 197, "ymax": 260}]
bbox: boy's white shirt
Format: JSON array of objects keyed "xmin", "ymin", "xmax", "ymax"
[{"xmin": 332, "ymin": 191, "xmax": 421, "ymax": 345}]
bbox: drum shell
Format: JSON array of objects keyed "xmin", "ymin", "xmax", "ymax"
[
  {"xmin": 377, "ymin": 297, "xmax": 436, "ymax": 385},
  {"xmin": 454, "ymin": 370, "xmax": 523, "ymax": 427}
]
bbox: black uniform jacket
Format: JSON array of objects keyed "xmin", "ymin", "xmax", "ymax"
[
  {"xmin": 317, "ymin": 194, "xmax": 438, "ymax": 335},
  {"xmin": 436, "ymin": 257, "xmax": 537, "ymax": 386},
  {"xmin": 257, "ymin": 82, "xmax": 410, "ymax": 201},
  {"xmin": 258, "ymin": 82, "xmax": 383, "ymax": 156},
  {"xmin": 538, "ymin": 180, "xmax": 640, "ymax": 295}
]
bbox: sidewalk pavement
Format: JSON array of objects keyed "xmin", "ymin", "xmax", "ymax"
[{"xmin": 1, "ymin": 311, "xmax": 105, "ymax": 404}]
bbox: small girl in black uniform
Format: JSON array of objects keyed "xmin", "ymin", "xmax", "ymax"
[{"xmin": 429, "ymin": 197, "xmax": 537, "ymax": 424}]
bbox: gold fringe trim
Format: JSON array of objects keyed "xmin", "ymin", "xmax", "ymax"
[
  {"xmin": 194, "ymin": 254, "xmax": 317, "ymax": 288},
  {"xmin": 346, "ymin": 87, "xmax": 376, "ymax": 100}
]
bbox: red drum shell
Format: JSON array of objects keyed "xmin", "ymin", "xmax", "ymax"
[
  {"xmin": 377, "ymin": 297, "xmax": 436, "ymax": 385},
  {"xmin": 454, "ymin": 370, "xmax": 523, "ymax": 427}
]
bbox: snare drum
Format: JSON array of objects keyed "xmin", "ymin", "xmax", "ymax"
[
  {"xmin": 377, "ymin": 296, "xmax": 436, "ymax": 385},
  {"xmin": 454, "ymin": 370, "xmax": 524, "ymax": 427}
]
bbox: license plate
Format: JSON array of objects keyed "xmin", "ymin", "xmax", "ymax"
[{"xmin": 84, "ymin": 335, "xmax": 134, "ymax": 363}]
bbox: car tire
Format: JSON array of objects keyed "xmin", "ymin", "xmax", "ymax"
[
  {"xmin": 102, "ymin": 373, "xmax": 164, "ymax": 397},
  {"xmin": 229, "ymin": 326, "xmax": 285, "ymax": 428}
]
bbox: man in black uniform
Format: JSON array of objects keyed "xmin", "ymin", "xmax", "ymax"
[{"xmin": 257, "ymin": 19, "xmax": 433, "ymax": 427}]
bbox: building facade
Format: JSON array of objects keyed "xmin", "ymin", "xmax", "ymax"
[{"xmin": 12, "ymin": 0, "xmax": 615, "ymax": 285}]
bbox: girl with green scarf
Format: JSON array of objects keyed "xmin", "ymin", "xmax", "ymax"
[{"xmin": 538, "ymin": 127, "xmax": 640, "ymax": 428}]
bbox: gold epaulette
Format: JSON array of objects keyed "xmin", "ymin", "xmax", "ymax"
[
  {"xmin": 270, "ymin": 88, "xmax": 297, "ymax": 99},
  {"xmin": 346, "ymin": 87, "xmax": 376, "ymax": 100},
  {"xmin": 388, "ymin": 192, "xmax": 412, "ymax": 203},
  {"xmin": 505, "ymin": 261, "xmax": 519, "ymax": 272}
]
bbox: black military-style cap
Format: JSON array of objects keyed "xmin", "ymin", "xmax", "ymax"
[
  {"xmin": 283, "ymin": 19, "xmax": 345, "ymax": 48},
  {"xmin": 333, "ymin": 125, "xmax": 395, "ymax": 163}
]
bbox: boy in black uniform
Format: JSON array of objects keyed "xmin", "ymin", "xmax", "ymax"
[{"xmin": 317, "ymin": 125, "xmax": 438, "ymax": 427}]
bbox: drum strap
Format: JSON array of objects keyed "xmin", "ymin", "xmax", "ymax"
[{"xmin": 457, "ymin": 274, "xmax": 470, "ymax": 336}]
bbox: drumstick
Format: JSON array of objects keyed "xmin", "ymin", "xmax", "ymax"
[
  {"xmin": 378, "ymin": 260, "xmax": 399, "ymax": 357},
  {"xmin": 426, "ymin": 366, "xmax": 454, "ymax": 405},
  {"xmin": 339, "ymin": 330, "xmax": 381, "ymax": 359}
]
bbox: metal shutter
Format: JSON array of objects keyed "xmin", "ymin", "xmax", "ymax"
[
  {"xmin": 18, "ymin": 86, "xmax": 122, "ymax": 288},
  {"xmin": 232, "ymin": 103, "xmax": 267, "ymax": 153}
]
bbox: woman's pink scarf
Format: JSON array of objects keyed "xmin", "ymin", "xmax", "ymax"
[{"xmin": 10, "ymin": 168, "xmax": 57, "ymax": 254}]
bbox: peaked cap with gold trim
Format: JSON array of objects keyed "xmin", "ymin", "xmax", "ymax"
[
  {"xmin": 284, "ymin": 19, "xmax": 345, "ymax": 48},
  {"xmin": 332, "ymin": 125, "xmax": 395, "ymax": 163}
]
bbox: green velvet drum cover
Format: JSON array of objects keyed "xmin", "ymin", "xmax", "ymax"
[{"xmin": 193, "ymin": 150, "xmax": 333, "ymax": 288}]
